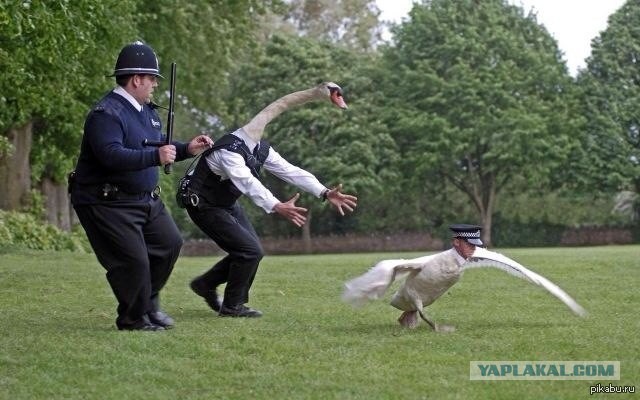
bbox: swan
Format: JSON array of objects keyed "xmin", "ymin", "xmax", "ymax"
[
  {"xmin": 342, "ymin": 226, "xmax": 587, "ymax": 332},
  {"xmin": 241, "ymin": 81, "xmax": 347, "ymax": 141}
]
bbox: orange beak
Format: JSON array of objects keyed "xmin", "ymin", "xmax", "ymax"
[{"xmin": 330, "ymin": 91, "xmax": 348, "ymax": 109}]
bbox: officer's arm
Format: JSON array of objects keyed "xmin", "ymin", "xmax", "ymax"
[
  {"xmin": 262, "ymin": 147, "xmax": 327, "ymax": 198},
  {"xmin": 86, "ymin": 112, "xmax": 159, "ymax": 170}
]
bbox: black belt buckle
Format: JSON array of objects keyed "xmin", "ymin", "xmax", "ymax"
[{"xmin": 101, "ymin": 183, "xmax": 119, "ymax": 200}]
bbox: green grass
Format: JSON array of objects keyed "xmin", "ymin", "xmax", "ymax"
[{"xmin": 1, "ymin": 246, "xmax": 638, "ymax": 399}]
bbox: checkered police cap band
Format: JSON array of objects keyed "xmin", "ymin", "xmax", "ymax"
[
  {"xmin": 449, "ymin": 224, "xmax": 484, "ymax": 246},
  {"xmin": 452, "ymin": 230, "xmax": 481, "ymax": 238}
]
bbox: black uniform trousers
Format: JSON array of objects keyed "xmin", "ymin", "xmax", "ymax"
[
  {"xmin": 187, "ymin": 202, "xmax": 264, "ymax": 307},
  {"xmin": 74, "ymin": 196, "xmax": 183, "ymax": 328}
]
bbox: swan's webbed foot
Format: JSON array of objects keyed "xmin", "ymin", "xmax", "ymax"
[
  {"xmin": 434, "ymin": 323, "xmax": 456, "ymax": 333},
  {"xmin": 398, "ymin": 311, "xmax": 419, "ymax": 328},
  {"xmin": 417, "ymin": 309, "xmax": 436, "ymax": 330}
]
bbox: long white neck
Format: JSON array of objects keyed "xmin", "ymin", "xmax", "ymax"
[{"xmin": 242, "ymin": 87, "xmax": 322, "ymax": 141}]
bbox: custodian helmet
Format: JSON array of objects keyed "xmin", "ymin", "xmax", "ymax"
[{"xmin": 110, "ymin": 41, "xmax": 163, "ymax": 78}]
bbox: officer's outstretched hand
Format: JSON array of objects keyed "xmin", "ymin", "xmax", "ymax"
[
  {"xmin": 326, "ymin": 184, "xmax": 358, "ymax": 216},
  {"xmin": 188, "ymin": 134, "xmax": 214, "ymax": 155},
  {"xmin": 273, "ymin": 193, "xmax": 308, "ymax": 227}
]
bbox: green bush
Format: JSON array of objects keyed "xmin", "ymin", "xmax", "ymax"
[
  {"xmin": 0, "ymin": 210, "xmax": 89, "ymax": 252},
  {"xmin": 631, "ymin": 225, "xmax": 640, "ymax": 243},
  {"xmin": 492, "ymin": 214, "xmax": 565, "ymax": 247}
]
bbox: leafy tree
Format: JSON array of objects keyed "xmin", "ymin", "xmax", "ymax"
[
  {"xmin": 263, "ymin": 0, "xmax": 383, "ymax": 52},
  {"xmin": 135, "ymin": 0, "xmax": 284, "ymax": 133},
  {"xmin": 380, "ymin": 0, "xmax": 580, "ymax": 245},
  {"xmin": 0, "ymin": 1, "xmax": 137, "ymax": 210},
  {"xmin": 576, "ymin": 0, "xmax": 640, "ymax": 221},
  {"xmin": 0, "ymin": 1, "xmax": 281, "ymax": 228},
  {"xmin": 252, "ymin": 0, "xmax": 382, "ymax": 52}
]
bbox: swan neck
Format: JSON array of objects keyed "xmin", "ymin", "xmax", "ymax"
[{"xmin": 242, "ymin": 87, "xmax": 318, "ymax": 141}]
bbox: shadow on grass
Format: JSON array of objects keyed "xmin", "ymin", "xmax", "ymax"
[
  {"xmin": 454, "ymin": 317, "xmax": 577, "ymax": 330},
  {"xmin": 171, "ymin": 308, "xmax": 218, "ymax": 320},
  {"xmin": 330, "ymin": 317, "xmax": 578, "ymax": 336}
]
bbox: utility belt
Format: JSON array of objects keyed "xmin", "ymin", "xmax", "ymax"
[
  {"xmin": 77, "ymin": 182, "xmax": 161, "ymax": 201},
  {"xmin": 90, "ymin": 183, "xmax": 161, "ymax": 201},
  {"xmin": 67, "ymin": 171, "xmax": 160, "ymax": 202}
]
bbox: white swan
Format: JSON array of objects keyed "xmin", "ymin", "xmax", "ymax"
[
  {"xmin": 342, "ymin": 245, "xmax": 587, "ymax": 332},
  {"xmin": 241, "ymin": 82, "xmax": 347, "ymax": 141}
]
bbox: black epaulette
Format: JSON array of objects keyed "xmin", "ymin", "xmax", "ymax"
[
  {"xmin": 227, "ymin": 139, "xmax": 244, "ymax": 152},
  {"xmin": 93, "ymin": 105, "xmax": 105, "ymax": 113}
]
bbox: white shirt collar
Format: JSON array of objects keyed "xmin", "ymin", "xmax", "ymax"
[
  {"xmin": 113, "ymin": 86, "xmax": 143, "ymax": 112},
  {"xmin": 231, "ymin": 128, "xmax": 259, "ymax": 151}
]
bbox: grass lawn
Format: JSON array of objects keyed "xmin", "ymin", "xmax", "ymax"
[{"xmin": 0, "ymin": 246, "xmax": 638, "ymax": 399}]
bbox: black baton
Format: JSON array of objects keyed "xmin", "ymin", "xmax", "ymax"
[{"xmin": 143, "ymin": 62, "xmax": 177, "ymax": 174}]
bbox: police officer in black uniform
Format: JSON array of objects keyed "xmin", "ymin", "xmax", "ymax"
[
  {"xmin": 185, "ymin": 128, "xmax": 358, "ymax": 318},
  {"xmin": 70, "ymin": 41, "xmax": 213, "ymax": 331}
]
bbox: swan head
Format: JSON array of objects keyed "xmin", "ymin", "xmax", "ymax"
[{"xmin": 317, "ymin": 82, "xmax": 348, "ymax": 109}]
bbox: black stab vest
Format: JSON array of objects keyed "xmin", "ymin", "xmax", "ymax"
[{"xmin": 188, "ymin": 134, "xmax": 270, "ymax": 207}]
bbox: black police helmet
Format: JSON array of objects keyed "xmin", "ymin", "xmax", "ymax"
[{"xmin": 110, "ymin": 40, "xmax": 163, "ymax": 78}]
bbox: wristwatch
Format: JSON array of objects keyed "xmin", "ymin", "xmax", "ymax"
[{"xmin": 321, "ymin": 189, "xmax": 329, "ymax": 202}]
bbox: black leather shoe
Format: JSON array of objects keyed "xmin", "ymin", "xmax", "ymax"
[
  {"xmin": 190, "ymin": 279, "xmax": 221, "ymax": 312},
  {"xmin": 148, "ymin": 310, "xmax": 175, "ymax": 328},
  {"xmin": 117, "ymin": 317, "xmax": 165, "ymax": 331},
  {"xmin": 219, "ymin": 304, "xmax": 263, "ymax": 318}
]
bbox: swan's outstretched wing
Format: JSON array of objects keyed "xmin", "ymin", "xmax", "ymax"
[
  {"xmin": 465, "ymin": 247, "xmax": 587, "ymax": 317},
  {"xmin": 342, "ymin": 254, "xmax": 438, "ymax": 307}
]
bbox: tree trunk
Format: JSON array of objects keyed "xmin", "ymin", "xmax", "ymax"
[
  {"xmin": 480, "ymin": 207, "xmax": 493, "ymax": 247},
  {"xmin": 41, "ymin": 177, "xmax": 72, "ymax": 231},
  {"xmin": 466, "ymin": 174, "xmax": 496, "ymax": 247},
  {"xmin": 0, "ymin": 121, "xmax": 33, "ymax": 210},
  {"xmin": 634, "ymin": 178, "xmax": 640, "ymax": 223},
  {"xmin": 479, "ymin": 182, "xmax": 496, "ymax": 247},
  {"xmin": 301, "ymin": 209, "xmax": 312, "ymax": 253}
]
